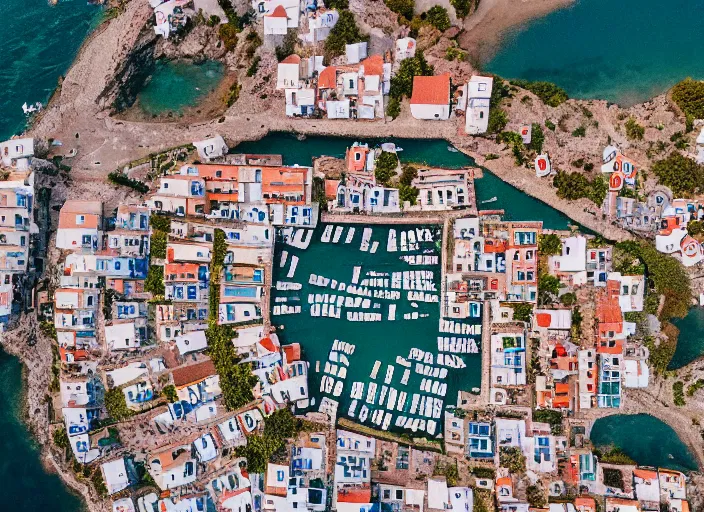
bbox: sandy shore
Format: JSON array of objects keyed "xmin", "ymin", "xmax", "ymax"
[{"xmin": 459, "ymin": 0, "xmax": 575, "ymax": 62}]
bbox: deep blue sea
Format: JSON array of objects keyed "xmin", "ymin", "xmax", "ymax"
[
  {"xmin": 486, "ymin": 0, "xmax": 704, "ymax": 106},
  {"xmin": 0, "ymin": 0, "xmax": 100, "ymax": 141}
]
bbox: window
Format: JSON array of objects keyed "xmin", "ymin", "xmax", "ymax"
[
  {"xmin": 114, "ymin": 261, "xmax": 121, "ymax": 270},
  {"xmin": 163, "ymin": 182, "xmax": 169, "ymax": 189},
  {"xmin": 215, "ymin": 170, "xmax": 222, "ymax": 178},
  {"xmin": 478, "ymin": 83, "xmax": 487, "ymax": 91},
  {"xmin": 76, "ymin": 215, "xmax": 85, "ymax": 225},
  {"xmin": 479, "ymin": 111, "xmax": 484, "ymax": 119},
  {"xmin": 87, "ymin": 296, "xmax": 93, "ymax": 307},
  {"xmin": 82, "ymin": 235, "xmax": 92, "ymax": 245}
]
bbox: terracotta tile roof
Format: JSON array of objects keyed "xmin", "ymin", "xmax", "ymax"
[
  {"xmin": 280, "ymin": 54, "xmax": 301, "ymax": 65},
  {"xmin": 634, "ymin": 469, "xmax": 658, "ymax": 480},
  {"xmin": 410, "ymin": 74, "xmax": 450, "ymax": 105},
  {"xmin": 59, "ymin": 200, "xmax": 102, "ymax": 229},
  {"xmin": 172, "ymin": 359, "xmax": 216, "ymax": 388},
  {"xmin": 324, "ymin": 179, "xmax": 340, "ymax": 199},
  {"xmin": 268, "ymin": 5, "xmax": 288, "ymax": 17},
  {"xmin": 596, "ymin": 296, "xmax": 622, "ymax": 331},
  {"xmin": 283, "ymin": 343, "xmax": 301, "ymax": 362},
  {"xmin": 361, "ymin": 55, "xmax": 383, "ymax": 77},
  {"xmin": 337, "ymin": 488, "xmax": 372, "ymax": 503},
  {"xmin": 318, "ymin": 66, "xmax": 338, "ymax": 89}
]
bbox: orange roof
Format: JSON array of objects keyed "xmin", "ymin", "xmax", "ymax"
[
  {"xmin": 536, "ymin": 313, "xmax": 552, "ymax": 328},
  {"xmin": 596, "ymin": 296, "xmax": 622, "ymax": 332},
  {"xmin": 325, "ymin": 179, "xmax": 340, "ymax": 199},
  {"xmin": 283, "ymin": 343, "xmax": 301, "ymax": 362},
  {"xmin": 337, "ymin": 488, "xmax": 372, "ymax": 503},
  {"xmin": 259, "ymin": 336, "xmax": 278, "ymax": 353},
  {"xmin": 59, "ymin": 200, "xmax": 102, "ymax": 229},
  {"xmin": 268, "ymin": 5, "xmax": 288, "ymax": 17},
  {"xmin": 361, "ymin": 55, "xmax": 383, "ymax": 77},
  {"xmin": 634, "ymin": 469, "xmax": 658, "ymax": 481},
  {"xmin": 280, "ymin": 54, "xmax": 301, "ymax": 65},
  {"xmin": 318, "ymin": 66, "xmax": 337, "ymax": 89},
  {"xmin": 410, "ymin": 74, "xmax": 450, "ymax": 105},
  {"xmin": 165, "ymin": 263, "xmax": 199, "ymax": 280},
  {"xmin": 172, "ymin": 359, "xmax": 217, "ymax": 388},
  {"xmin": 496, "ymin": 477, "xmax": 512, "ymax": 487},
  {"xmin": 555, "ymin": 382, "xmax": 570, "ymax": 394},
  {"xmin": 575, "ymin": 497, "xmax": 596, "ymax": 510}
]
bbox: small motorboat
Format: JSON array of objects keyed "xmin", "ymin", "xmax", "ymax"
[
  {"xmin": 481, "ymin": 197, "xmax": 497, "ymax": 203},
  {"xmin": 447, "ymin": 145, "xmax": 459, "ymax": 153}
]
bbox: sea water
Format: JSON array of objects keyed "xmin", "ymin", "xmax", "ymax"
[
  {"xmin": 486, "ymin": 0, "xmax": 704, "ymax": 106},
  {"xmin": 590, "ymin": 414, "xmax": 697, "ymax": 472},
  {"xmin": 669, "ymin": 307, "xmax": 704, "ymax": 370},
  {"xmin": 234, "ymin": 132, "xmax": 575, "ymax": 230},
  {"xmin": 0, "ymin": 0, "xmax": 101, "ymax": 140}
]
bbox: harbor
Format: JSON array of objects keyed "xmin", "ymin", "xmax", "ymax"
[{"xmin": 271, "ymin": 222, "xmax": 483, "ymax": 437}]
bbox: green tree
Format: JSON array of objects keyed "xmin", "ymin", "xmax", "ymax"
[
  {"xmin": 625, "ymin": 118, "xmax": 645, "ymax": 140},
  {"xmin": 275, "ymin": 30, "xmax": 298, "ymax": 61},
  {"xmin": 219, "ymin": 22, "xmax": 239, "ymax": 52},
  {"xmin": 105, "ymin": 388, "xmax": 133, "ymax": 421},
  {"xmin": 389, "ymin": 52, "xmax": 433, "ymax": 100},
  {"xmin": 161, "ymin": 384, "xmax": 178, "ymax": 403},
  {"xmin": 326, "ymin": 0, "xmax": 349, "ymax": 7},
  {"xmin": 425, "ymin": 6, "xmax": 450, "ymax": 31},
  {"xmin": 53, "ymin": 427, "xmax": 69, "ymax": 449},
  {"xmin": 510, "ymin": 303, "xmax": 533, "ymax": 323},
  {"xmin": 509, "ymin": 80, "xmax": 568, "ymax": 107},
  {"xmin": 487, "ymin": 78, "xmax": 510, "ymax": 134},
  {"xmin": 526, "ymin": 486, "xmax": 546, "ymax": 508},
  {"xmin": 91, "ymin": 469, "xmax": 109, "ymax": 497},
  {"xmin": 145, "ymin": 265, "xmax": 165, "ymax": 296},
  {"xmin": 450, "ymin": 0, "xmax": 471, "ymax": 18},
  {"xmin": 673, "ymin": 381, "xmax": 686, "ymax": 406},
  {"xmin": 385, "ymin": 0, "xmax": 415, "ymax": 19},
  {"xmin": 560, "ymin": 292, "xmax": 577, "ymax": 306},
  {"xmin": 528, "ymin": 123, "xmax": 545, "ymax": 153},
  {"xmin": 263, "ymin": 409, "xmax": 301, "ymax": 439},
  {"xmin": 150, "ymin": 230, "xmax": 167, "ymax": 259},
  {"xmin": 386, "ymin": 97, "xmax": 401, "ymax": 119},
  {"xmin": 150, "ymin": 214, "xmax": 171, "ymax": 232},
  {"xmin": 499, "ymin": 447, "xmax": 526, "ymax": 474},
  {"xmin": 374, "ymin": 151, "xmax": 399, "ymax": 185},
  {"xmin": 539, "ymin": 234, "xmax": 562, "ymax": 255},
  {"xmin": 688, "ymin": 220, "xmax": 704, "ymax": 236},
  {"xmin": 651, "ymin": 152, "xmax": 704, "ymax": 196},
  {"xmin": 324, "ymin": 10, "xmax": 367, "ymax": 57},
  {"xmin": 672, "ymin": 78, "xmax": 704, "ymax": 120}
]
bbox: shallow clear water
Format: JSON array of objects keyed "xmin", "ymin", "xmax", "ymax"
[
  {"xmin": 485, "ymin": 0, "xmax": 704, "ymax": 106},
  {"xmin": 0, "ymin": 0, "xmax": 101, "ymax": 140},
  {"xmin": 234, "ymin": 133, "xmax": 575, "ymax": 230},
  {"xmin": 0, "ymin": 349, "xmax": 85, "ymax": 510},
  {"xmin": 590, "ymin": 414, "xmax": 697, "ymax": 472},
  {"xmin": 272, "ymin": 223, "xmax": 481, "ymax": 435},
  {"xmin": 137, "ymin": 60, "xmax": 225, "ymax": 116},
  {"xmin": 669, "ymin": 307, "xmax": 704, "ymax": 369}
]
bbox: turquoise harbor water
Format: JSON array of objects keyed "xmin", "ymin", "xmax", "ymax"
[
  {"xmin": 137, "ymin": 60, "xmax": 225, "ymax": 116},
  {"xmin": 590, "ymin": 414, "xmax": 697, "ymax": 472},
  {"xmin": 0, "ymin": 0, "xmax": 101, "ymax": 140},
  {"xmin": 234, "ymin": 133, "xmax": 574, "ymax": 230},
  {"xmin": 0, "ymin": 349, "xmax": 85, "ymax": 511},
  {"xmin": 669, "ymin": 308, "xmax": 704, "ymax": 370},
  {"xmin": 486, "ymin": 0, "xmax": 704, "ymax": 106}
]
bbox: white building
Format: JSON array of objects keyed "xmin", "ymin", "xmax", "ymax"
[
  {"xmin": 101, "ymin": 458, "xmax": 130, "ymax": 495},
  {"xmin": 105, "ymin": 322, "xmax": 138, "ymax": 351},
  {"xmin": 410, "ymin": 74, "xmax": 451, "ymax": 120},
  {"xmin": 465, "ymin": 76, "xmax": 493, "ymax": 135},
  {"xmin": 0, "ymin": 137, "xmax": 34, "ymax": 170},
  {"xmin": 277, "ymin": 55, "xmax": 300, "ymax": 89},
  {"xmin": 56, "ymin": 200, "xmax": 103, "ymax": 251},
  {"xmin": 193, "ymin": 135, "xmax": 228, "ymax": 162},
  {"xmin": 395, "ymin": 37, "xmax": 416, "ymax": 62},
  {"xmin": 346, "ymin": 42, "xmax": 368, "ymax": 64}
]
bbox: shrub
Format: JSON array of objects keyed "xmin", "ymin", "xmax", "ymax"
[
  {"xmin": 526, "ymin": 486, "xmax": 546, "ymax": 508},
  {"xmin": 386, "ymin": 97, "xmax": 401, "ymax": 119},
  {"xmin": 150, "ymin": 214, "xmax": 171, "ymax": 232},
  {"xmin": 108, "ymin": 171, "xmax": 149, "ymax": 194},
  {"xmin": 92, "ymin": 470, "xmax": 108, "ymax": 497},
  {"xmin": 325, "ymin": 11, "xmax": 367, "ymax": 57},
  {"xmin": 326, "ymin": 0, "xmax": 349, "ymax": 7},
  {"xmin": 425, "ymin": 6, "xmax": 450, "ymax": 31},
  {"xmin": 688, "ymin": 220, "xmax": 704, "ymax": 236},
  {"xmin": 224, "ymin": 82, "xmax": 241, "ymax": 107},
  {"xmin": 572, "ymin": 125, "xmax": 586, "ymax": 137},
  {"xmin": 528, "ymin": 123, "xmax": 545, "ymax": 153},
  {"xmin": 651, "ymin": 152, "xmax": 704, "ymax": 196},
  {"xmin": 510, "ymin": 303, "xmax": 533, "ymax": 323},
  {"xmin": 219, "ymin": 22, "xmax": 239, "ymax": 52},
  {"xmin": 673, "ymin": 381, "xmax": 686, "ymax": 406},
  {"xmin": 552, "ymin": 170, "xmax": 607, "ymax": 205},
  {"xmin": 275, "ymin": 30, "xmax": 298, "ymax": 61},
  {"xmin": 246, "ymin": 56, "xmax": 260, "ymax": 77},
  {"xmin": 488, "ymin": 78, "xmax": 510, "ymax": 134},
  {"xmin": 533, "ymin": 408, "xmax": 563, "ymax": 435},
  {"xmin": 53, "ymin": 427, "xmax": 69, "ymax": 449},
  {"xmin": 105, "ymin": 388, "xmax": 133, "ymax": 421},
  {"xmin": 150, "ymin": 230, "xmax": 167, "ymax": 259},
  {"xmin": 451, "ymin": 0, "xmax": 471, "ymax": 17},
  {"xmin": 385, "ymin": 0, "xmax": 415, "ymax": 19},
  {"xmin": 671, "ymin": 78, "xmax": 704, "ymax": 120},
  {"xmin": 389, "ymin": 52, "xmax": 433, "ymax": 100},
  {"xmin": 545, "ymin": 119, "xmax": 556, "ymax": 131},
  {"xmin": 625, "ymin": 118, "xmax": 645, "ymax": 140},
  {"xmin": 375, "ymin": 151, "xmax": 399, "ymax": 185},
  {"xmin": 539, "ymin": 234, "xmax": 562, "ymax": 255},
  {"xmin": 510, "ymin": 80, "xmax": 568, "ymax": 107},
  {"xmin": 161, "ymin": 384, "xmax": 178, "ymax": 402},
  {"xmin": 603, "ymin": 468, "xmax": 624, "ymax": 489},
  {"xmin": 560, "ymin": 292, "xmax": 577, "ymax": 306},
  {"xmin": 687, "ymin": 379, "xmax": 704, "ymax": 397},
  {"xmin": 445, "ymin": 46, "xmax": 466, "ymax": 61},
  {"xmin": 499, "ymin": 447, "xmax": 526, "ymax": 474},
  {"xmin": 145, "ymin": 265, "xmax": 165, "ymax": 296}
]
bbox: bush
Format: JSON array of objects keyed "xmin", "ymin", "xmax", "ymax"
[
  {"xmin": 445, "ymin": 46, "xmax": 466, "ymax": 62},
  {"xmin": 375, "ymin": 151, "xmax": 399, "ymax": 185},
  {"xmin": 92, "ymin": 470, "xmax": 108, "ymax": 497},
  {"xmin": 150, "ymin": 230, "xmax": 167, "ymax": 259},
  {"xmin": 552, "ymin": 170, "xmax": 607, "ymax": 205},
  {"xmin": 526, "ymin": 486, "xmax": 546, "ymax": 508},
  {"xmin": 385, "ymin": 0, "xmax": 415, "ymax": 19},
  {"xmin": 687, "ymin": 379, "xmax": 704, "ymax": 396},
  {"xmin": 150, "ymin": 214, "xmax": 171, "ymax": 232},
  {"xmin": 224, "ymin": 82, "xmax": 241, "ymax": 107},
  {"xmin": 275, "ymin": 30, "xmax": 298, "ymax": 61},
  {"xmin": 510, "ymin": 303, "xmax": 533, "ymax": 323},
  {"xmin": 509, "ymin": 80, "xmax": 568, "ymax": 107},
  {"xmin": 651, "ymin": 152, "xmax": 704, "ymax": 196},
  {"xmin": 671, "ymin": 78, "xmax": 704, "ymax": 120},
  {"xmin": 219, "ymin": 22, "xmax": 239, "ymax": 52},
  {"xmin": 625, "ymin": 118, "xmax": 645, "ymax": 140},
  {"xmin": 389, "ymin": 52, "xmax": 433, "ymax": 100},
  {"xmin": 451, "ymin": 0, "xmax": 471, "ymax": 17},
  {"xmin": 325, "ymin": 10, "xmax": 367, "ymax": 57},
  {"xmin": 161, "ymin": 384, "xmax": 178, "ymax": 402},
  {"xmin": 53, "ymin": 427, "xmax": 69, "ymax": 449},
  {"xmin": 499, "ymin": 447, "xmax": 526, "ymax": 474},
  {"xmin": 326, "ymin": 0, "xmax": 349, "ymax": 7},
  {"xmin": 528, "ymin": 123, "xmax": 545, "ymax": 153},
  {"xmin": 145, "ymin": 265, "xmax": 165, "ymax": 296},
  {"xmin": 105, "ymin": 388, "xmax": 133, "ymax": 421},
  {"xmin": 688, "ymin": 220, "xmax": 704, "ymax": 236},
  {"xmin": 603, "ymin": 468, "xmax": 624, "ymax": 489},
  {"xmin": 386, "ymin": 97, "xmax": 401, "ymax": 119},
  {"xmin": 572, "ymin": 125, "xmax": 586, "ymax": 137},
  {"xmin": 560, "ymin": 292, "xmax": 577, "ymax": 306},
  {"xmin": 471, "ymin": 466, "xmax": 496, "ymax": 479},
  {"xmin": 425, "ymin": 6, "xmax": 450, "ymax": 31},
  {"xmin": 545, "ymin": 119, "xmax": 556, "ymax": 131},
  {"xmin": 488, "ymin": 78, "xmax": 510, "ymax": 134},
  {"xmin": 539, "ymin": 233, "xmax": 562, "ymax": 255},
  {"xmin": 246, "ymin": 56, "xmax": 260, "ymax": 77},
  {"xmin": 533, "ymin": 408, "xmax": 563, "ymax": 435},
  {"xmin": 108, "ymin": 171, "xmax": 149, "ymax": 194},
  {"xmin": 673, "ymin": 381, "xmax": 686, "ymax": 406}
]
